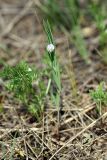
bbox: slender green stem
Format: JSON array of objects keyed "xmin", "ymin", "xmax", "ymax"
[{"xmin": 46, "ymin": 78, "xmax": 51, "ymax": 95}]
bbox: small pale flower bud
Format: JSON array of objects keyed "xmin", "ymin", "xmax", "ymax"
[
  {"xmin": 28, "ymin": 68, "xmax": 32, "ymax": 72},
  {"xmin": 47, "ymin": 44, "xmax": 55, "ymax": 53}
]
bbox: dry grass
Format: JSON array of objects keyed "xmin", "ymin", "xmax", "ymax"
[{"xmin": 0, "ymin": 0, "xmax": 107, "ymax": 160}]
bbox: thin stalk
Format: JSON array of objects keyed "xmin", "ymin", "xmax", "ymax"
[{"xmin": 44, "ymin": 20, "xmax": 61, "ymax": 134}]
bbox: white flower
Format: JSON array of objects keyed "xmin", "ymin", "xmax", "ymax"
[
  {"xmin": 47, "ymin": 44, "xmax": 55, "ymax": 53},
  {"xmin": 28, "ymin": 68, "xmax": 32, "ymax": 72}
]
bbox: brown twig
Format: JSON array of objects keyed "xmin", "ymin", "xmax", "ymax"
[{"xmin": 61, "ymin": 103, "xmax": 95, "ymax": 125}]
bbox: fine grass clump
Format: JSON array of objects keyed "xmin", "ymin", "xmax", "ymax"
[
  {"xmin": 72, "ymin": 25, "xmax": 90, "ymax": 64},
  {"xmin": 90, "ymin": 82, "xmax": 107, "ymax": 115},
  {"xmin": 89, "ymin": 1, "xmax": 107, "ymax": 46},
  {"xmin": 85, "ymin": 1, "xmax": 107, "ymax": 64},
  {"xmin": 38, "ymin": 0, "xmax": 79, "ymax": 30}
]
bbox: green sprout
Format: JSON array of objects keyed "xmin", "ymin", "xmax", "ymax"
[
  {"xmin": 43, "ymin": 20, "xmax": 61, "ymax": 131},
  {"xmin": 2, "ymin": 61, "xmax": 36, "ymax": 103},
  {"xmin": 1, "ymin": 61, "xmax": 46, "ymax": 120},
  {"xmin": 90, "ymin": 82, "xmax": 107, "ymax": 115},
  {"xmin": 0, "ymin": 21, "xmax": 62, "ymax": 123}
]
